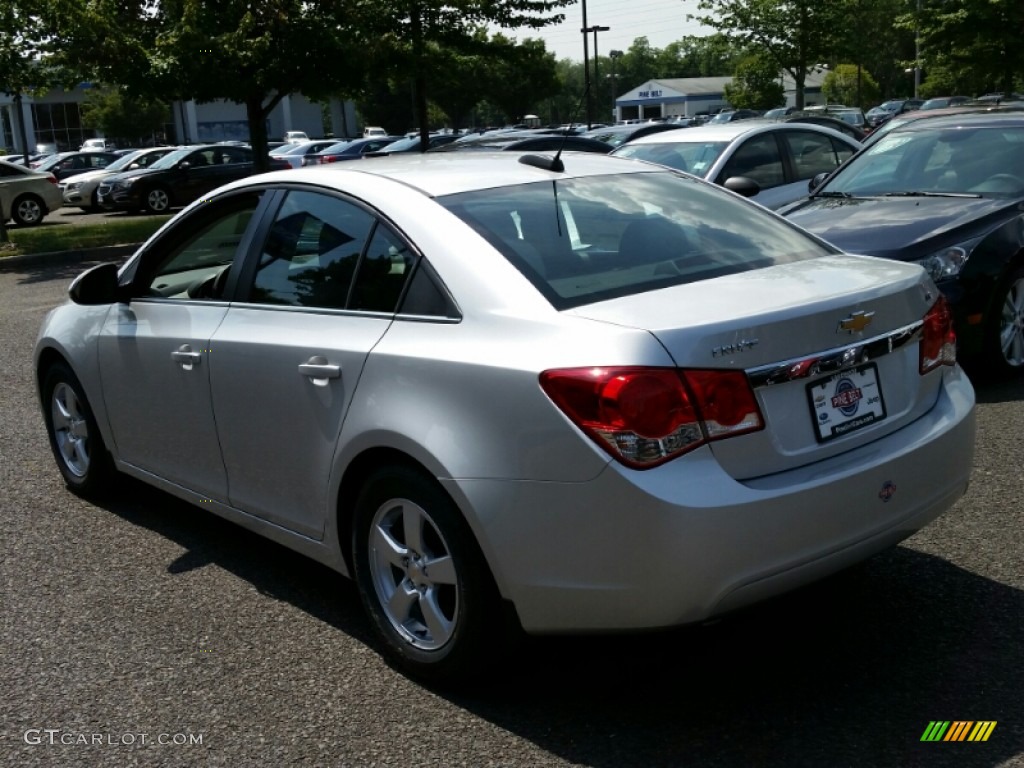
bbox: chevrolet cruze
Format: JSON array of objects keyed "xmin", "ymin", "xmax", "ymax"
[{"xmin": 36, "ymin": 152, "xmax": 975, "ymax": 683}]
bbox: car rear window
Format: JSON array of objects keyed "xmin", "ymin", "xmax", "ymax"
[{"xmin": 439, "ymin": 171, "xmax": 834, "ymax": 309}]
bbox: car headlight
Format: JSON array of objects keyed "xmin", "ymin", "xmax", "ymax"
[
  {"xmin": 64, "ymin": 182, "xmax": 81, "ymax": 192},
  {"xmin": 913, "ymin": 240, "xmax": 980, "ymax": 281},
  {"xmin": 113, "ymin": 179, "xmax": 136, "ymax": 191}
]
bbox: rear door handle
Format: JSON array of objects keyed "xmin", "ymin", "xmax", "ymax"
[
  {"xmin": 299, "ymin": 355, "xmax": 341, "ymax": 386},
  {"xmin": 171, "ymin": 344, "xmax": 202, "ymax": 371}
]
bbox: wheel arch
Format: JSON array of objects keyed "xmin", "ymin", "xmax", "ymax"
[{"xmin": 335, "ymin": 447, "xmax": 440, "ymax": 576}]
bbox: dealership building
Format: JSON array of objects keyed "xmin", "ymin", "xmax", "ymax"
[
  {"xmin": 0, "ymin": 85, "xmax": 354, "ymax": 155},
  {"xmin": 612, "ymin": 71, "xmax": 827, "ymax": 122}
]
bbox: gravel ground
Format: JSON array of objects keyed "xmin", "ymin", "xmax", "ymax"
[{"xmin": 1, "ymin": 261, "xmax": 1022, "ymax": 768}]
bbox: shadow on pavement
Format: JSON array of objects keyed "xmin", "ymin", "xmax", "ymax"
[{"xmin": 94, "ymin": 477, "xmax": 1023, "ymax": 768}]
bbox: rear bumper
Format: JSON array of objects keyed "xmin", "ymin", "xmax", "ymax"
[{"xmin": 445, "ymin": 366, "xmax": 975, "ymax": 633}]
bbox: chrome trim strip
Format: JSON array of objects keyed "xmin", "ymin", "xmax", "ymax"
[{"xmin": 747, "ymin": 320, "xmax": 923, "ymax": 389}]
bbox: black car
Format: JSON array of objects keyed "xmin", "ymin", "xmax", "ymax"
[
  {"xmin": 780, "ymin": 112, "xmax": 1024, "ymax": 374},
  {"xmin": 431, "ymin": 131, "xmax": 612, "ymax": 154},
  {"xmin": 582, "ymin": 122, "xmax": 687, "ymax": 148},
  {"xmin": 97, "ymin": 144, "xmax": 285, "ymax": 214},
  {"xmin": 33, "ymin": 151, "xmax": 121, "ymax": 181},
  {"xmin": 784, "ymin": 114, "xmax": 866, "ymax": 142}
]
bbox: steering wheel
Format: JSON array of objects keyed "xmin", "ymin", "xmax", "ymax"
[
  {"xmin": 187, "ymin": 267, "xmax": 231, "ymax": 299},
  {"xmin": 973, "ymin": 174, "xmax": 1024, "ymax": 193}
]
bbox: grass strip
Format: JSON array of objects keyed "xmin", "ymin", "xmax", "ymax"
[{"xmin": 1, "ymin": 216, "xmax": 172, "ymax": 257}]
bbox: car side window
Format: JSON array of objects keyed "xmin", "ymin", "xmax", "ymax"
[
  {"xmin": 720, "ymin": 135, "xmax": 785, "ymax": 189},
  {"xmin": 249, "ymin": 190, "xmax": 374, "ymax": 309},
  {"xmin": 831, "ymin": 138, "xmax": 855, "ymax": 164},
  {"xmin": 783, "ymin": 131, "xmax": 843, "ymax": 181},
  {"xmin": 138, "ymin": 192, "xmax": 262, "ymax": 299},
  {"xmin": 349, "ymin": 224, "xmax": 414, "ymax": 312}
]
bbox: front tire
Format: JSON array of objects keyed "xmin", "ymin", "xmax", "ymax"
[
  {"xmin": 143, "ymin": 186, "xmax": 171, "ymax": 214},
  {"xmin": 988, "ymin": 265, "xmax": 1024, "ymax": 375},
  {"xmin": 352, "ymin": 465, "xmax": 507, "ymax": 684},
  {"xmin": 42, "ymin": 363, "xmax": 115, "ymax": 496},
  {"xmin": 12, "ymin": 193, "xmax": 45, "ymax": 226}
]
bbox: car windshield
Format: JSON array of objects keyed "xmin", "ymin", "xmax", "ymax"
[
  {"xmin": 612, "ymin": 141, "xmax": 730, "ymax": 176},
  {"xmin": 148, "ymin": 148, "xmax": 194, "ymax": 169},
  {"xmin": 439, "ymin": 171, "xmax": 833, "ymax": 310},
  {"xmin": 820, "ymin": 124, "xmax": 1024, "ymax": 198},
  {"xmin": 319, "ymin": 142, "xmax": 351, "ymax": 154},
  {"xmin": 105, "ymin": 150, "xmax": 151, "ymax": 172}
]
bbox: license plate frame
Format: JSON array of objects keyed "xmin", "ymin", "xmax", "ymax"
[{"xmin": 807, "ymin": 363, "xmax": 887, "ymax": 442}]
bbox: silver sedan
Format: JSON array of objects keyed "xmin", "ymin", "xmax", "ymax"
[{"xmin": 35, "ymin": 152, "xmax": 975, "ymax": 683}]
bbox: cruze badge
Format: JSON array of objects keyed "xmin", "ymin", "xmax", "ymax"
[
  {"xmin": 711, "ymin": 338, "xmax": 759, "ymax": 357},
  {"xmin": 838, "ymin": 311, "xmax": 875, "ymax": 334}
]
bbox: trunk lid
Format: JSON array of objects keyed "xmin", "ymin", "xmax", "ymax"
[{"xmin": 567, "ymin": 254, "xmax": 945, "ymax": 478}]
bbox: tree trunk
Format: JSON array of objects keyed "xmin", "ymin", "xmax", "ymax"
[
  {"xmin": 411, "ymin": 7, "xmax": 430, "ymax": 151},
  {"xmin": 246, "ymin": 94, "xmax": 285, "ymax": 174}
]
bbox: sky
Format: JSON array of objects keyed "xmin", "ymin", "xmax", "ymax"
[{"xmin": 507, "ymin": 0, "xmax": 710, "ymax": 62}]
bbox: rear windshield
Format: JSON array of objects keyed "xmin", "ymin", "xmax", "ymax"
[
  {"xmin": 613, "ymin": 140, "xmax": 729, "ymax": 176},
  {"xmin": 438, "ymin": 171, "xmax": 834, "ymax": 309}
]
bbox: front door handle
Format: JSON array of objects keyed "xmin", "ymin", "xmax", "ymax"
[
  {"xmin": 171, "ymin": 344, "xmax": 202, "ymax": 371},
  {"xmin": 298, "ymin": 355, "xmax": 341, "ymax": 386}
]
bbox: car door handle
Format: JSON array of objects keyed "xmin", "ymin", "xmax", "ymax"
[
  {"xmin": 171, "ymin": 344, "xmax": 202, "ymax": 371},
  {"xmin": 298, "ymin": 356, "xmax": 341, "ymax": 386}
]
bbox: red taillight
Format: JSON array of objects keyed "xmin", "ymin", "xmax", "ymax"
[
  {"xmin": 539, "ymin": 367, "xmax": 763, "ymax": 469},
  {"xmin": 920, "ymin": 296, "xmax": 956, "ymax": 374},
  {"xmin": 46, "ymin": 173, "xmax": 58, "ymax": 185}
]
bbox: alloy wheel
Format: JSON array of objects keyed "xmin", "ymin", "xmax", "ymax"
[
  {"xmin": 367, "ymin": 497, "xmax": 460, "ymax": 651},
  {"xmin": 51, "ymin": 381, "xmax": 91, "ymax": 477}
]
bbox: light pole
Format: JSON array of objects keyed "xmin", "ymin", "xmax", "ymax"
[
  {"xmin": 580, "ymin": 0, "xmax": 591, "ymax": 129},
  {"xmin": 581, "ymin": 25, "xmax": 602, "ymax": 128}
]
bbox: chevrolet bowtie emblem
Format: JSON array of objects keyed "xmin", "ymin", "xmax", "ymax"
[{"xmin": 838, "ymin": 311, "xmax": 875, "ymax": 334}]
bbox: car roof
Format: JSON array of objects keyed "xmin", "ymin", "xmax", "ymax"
[
  {"xmin": 226, "ymin": 151, "xmax": 662, "ymax": 198},
  {"xmin": 886, "ymin": 110, "xmax": 1024, "ymax": 132},
  {"xmin": 625, "ymin": 119, "xmax": 857, "ymax": 145}
]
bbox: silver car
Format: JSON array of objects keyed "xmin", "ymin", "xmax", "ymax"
[
  {"xmin": 612, "ymin": 120, "xmax": 861, "ymax": 209},
  {"xmin": 36, "ymin": 153, "xmax": 975, "ymax": 683}
]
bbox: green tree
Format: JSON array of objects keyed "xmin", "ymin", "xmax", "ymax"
[
  {"xmin": 47, "ymin": 0, "xmax": 367, "ymax": 171},
  {"xmin": 822, "ymin": 63, "xmax": 880, "ymax": 106},
  {"xmin": 361, "ymin": 0, "xmax": 572, "ymax": 150},
  {"xmin": 484, "ymin": 35, "xmax": 560, "ymax": 124},
  {"xmin": 723, "ymin": 53, "xmax": 784, "ymax": 109},
  {"xmin": 81, "ymin": 87, "xmax": 170, "ymax": 145},
  {"xmin": 690, "ymin": 0, "xmax": 844, "ymax": 108},
  {"xmin": 657, "ymin": 34, "xmax": 743, "ymax": 78},
  {"xmin": 906, "ymin": 0, "xmax": 1024, "ymax": 96}
]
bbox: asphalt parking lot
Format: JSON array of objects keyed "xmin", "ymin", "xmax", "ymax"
[{"xmin": 1, "ymin": 260, "xmax": 1022, "ymax": 768}]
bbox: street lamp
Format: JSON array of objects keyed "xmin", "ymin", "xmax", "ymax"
[{"xmin": 581, "ymin": 24, "xmax": 609, "ymax": 128}]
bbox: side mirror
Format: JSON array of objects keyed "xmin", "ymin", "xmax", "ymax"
[
  {"xmin": 69, "ymin": 262, "xmax": 122, "ymax": 305},
  {"xmin": 722, "ymin": 176, "xmax": 761, "ymax": 198},
  {"xmin": 177, "ymin": 161, "xmax": 191, "ymax": 170},
  {"xmin": 808, "ymin": 172, "xmax": 831, "ymax": 193}
]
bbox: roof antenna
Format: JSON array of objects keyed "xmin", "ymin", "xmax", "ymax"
[{"xmin": 519, "ymin": 82, "xmax": 591, "ymax": 173}]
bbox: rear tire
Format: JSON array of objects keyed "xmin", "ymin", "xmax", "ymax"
[
  {"xmin": 352, "ymin": 465, "xmax": 508, "ymax": 685},
  {"xmin": 12, "ymin": 194, "xmax": 45, "ymax": 226},
  {"xmin": 42, "ymin": 363, "xmax": 116, "ymax": 497}
]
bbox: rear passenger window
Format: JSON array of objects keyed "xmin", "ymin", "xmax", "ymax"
[
  {"xmin": 784, "ymin": 131, "xmax": 843, "ymax": 181},
  {"xmin": 349, "ymin": 225, "xmax": 413, "ymax": 312},
  {"xmin": 720, "ymin": 135, "xmax": 785, "ymax": 189},
  {"xmin": 250, "ymin": 191, "xmax": 373, "ymax": 309}
]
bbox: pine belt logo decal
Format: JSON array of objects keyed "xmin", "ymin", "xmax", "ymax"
[{"xmin": 921, "ymin": 721, "xmax": 997, "ymax": 742}]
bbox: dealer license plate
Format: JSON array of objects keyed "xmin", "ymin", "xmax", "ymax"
[{"xmin": 807, "ymin": 363, "xmax": 887, "ymax": 442}]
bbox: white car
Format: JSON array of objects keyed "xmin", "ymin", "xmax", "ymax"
[
  {"xmin": 36, "ymin": 152, "xmax": 975, "ymax": 683},
  {"xmin": 612, "ymin": 120, "xmax": 862, "ymax": 209},
  {"xmin": 284, "ymin": 131, "xmax": 309, "ymax": 145},
  {"xmin": 0, "ymin": 159, "xmax": 63, "ymax": 225}
]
